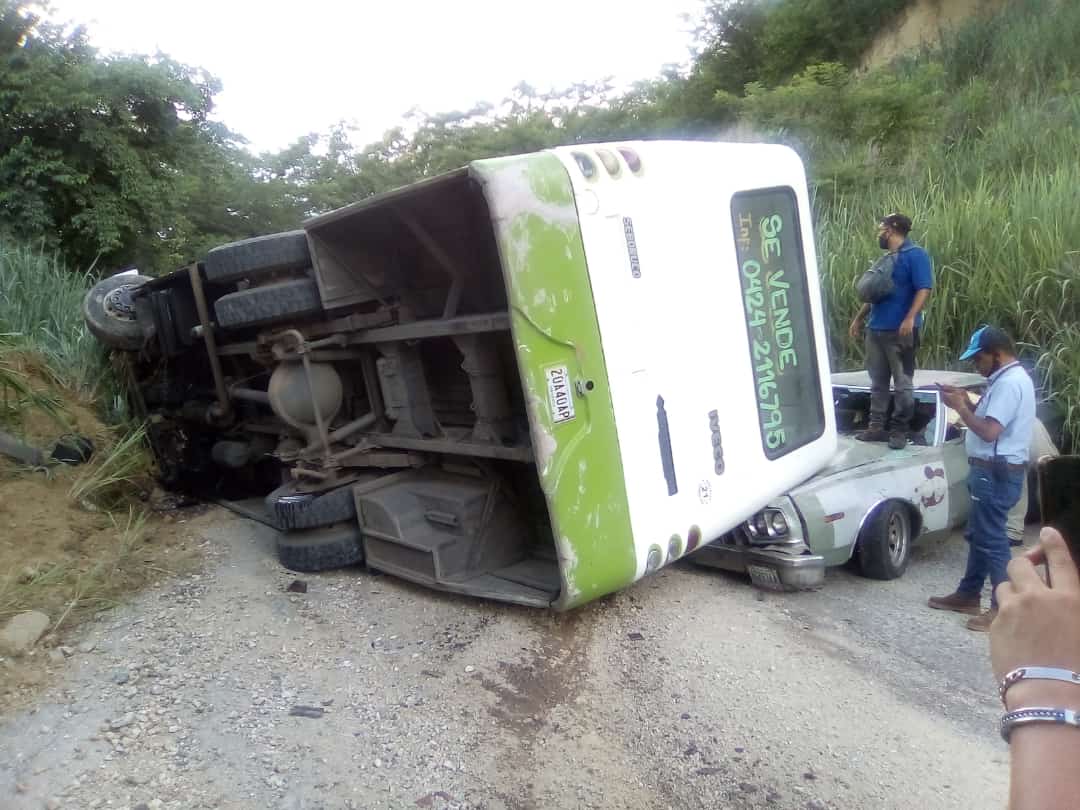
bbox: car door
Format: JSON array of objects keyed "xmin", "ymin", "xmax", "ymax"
[{"xmin": 902, "ymin": 389, "xmax": 951, "ymax": 534}]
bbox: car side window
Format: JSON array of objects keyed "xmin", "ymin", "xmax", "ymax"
[
  {"xmin": 912, "ymin": 391, "xmax": 938, "ymax": 445},
  {"xmin": 833, "ymin": 388, "xmax": 871, "ymax": 433}
]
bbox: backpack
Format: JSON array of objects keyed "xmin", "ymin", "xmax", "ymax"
[{"xmin": 855, "ymin": 253, "xmax": 896, "ymax": 303}]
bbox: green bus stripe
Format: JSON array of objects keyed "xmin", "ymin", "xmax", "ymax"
[{"xmin": 474, "ymin": 153, "xmax": 638, "ymax": 608}]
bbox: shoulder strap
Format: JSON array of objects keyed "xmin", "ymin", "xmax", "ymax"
[{"xmin": 988, "ymin": 363, "xmax": 1026, "ymax": 453}]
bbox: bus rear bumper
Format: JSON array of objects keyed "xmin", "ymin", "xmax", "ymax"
[{"xmin": 692, "ymin": 544, "xmax": 825, "ymax": 591}]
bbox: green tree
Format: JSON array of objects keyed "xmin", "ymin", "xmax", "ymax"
[
  {"xmin": 0, "ymin": 2, "xmax": 289, "ymax": 272},
  {"xmin": 757, "ymin": 0, "xmax": 915, "ymax": 84},
  {"xmin": 691, "ymin": 0, "xmax": 769, "ymax": 97}
]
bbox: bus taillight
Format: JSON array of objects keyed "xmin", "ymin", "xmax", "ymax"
[
  {"xmin": 617, "ymin": 147, "xmax": 642, "ymax": 173},
  {"xmin": 595, "ymin": 149, "xmax": 621, "ymax": 176},
  {"xmin": 571, "ymin": 152, "xmax": 597, "ymax": 179}
]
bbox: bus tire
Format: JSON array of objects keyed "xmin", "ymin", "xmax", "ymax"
[
  {"xmin": 83, "ymin": 274, "xmax": 153, "ymax": 350},
  {"xmin": 213, "ymin": 278, "xmax": 322, "ymax": 329},
  {"xmin": 856, "ymin": 501, "xmax": 912, "ymax": 580},
  {"xmin": 267, "ymin": 481, "xmax": 357, "ymax": 531},
  {"xmin": 204, "ymin": 231, "xmax": 311, "ymax": 284},
  {"xmin": 276, "ymin": 523, "xmax": 364, "ymax": 572}
]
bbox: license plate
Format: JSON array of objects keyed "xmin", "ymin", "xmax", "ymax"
[
  {"xmin": 747, "ymin": 564, "xmax": 783, "ymax": 591},
  {"xmin": 546, "ymin": 365, "xmax": 575, "ymax": 424}
]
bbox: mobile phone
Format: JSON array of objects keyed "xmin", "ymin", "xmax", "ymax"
[{"xmin": 1037, "ymin": 455, "xmax": 1080, "ymax": 569}]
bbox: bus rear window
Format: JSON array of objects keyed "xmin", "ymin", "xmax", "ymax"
[{"xmin": 731, "ymin": 187, "xmax": 825, "ymax": 460}]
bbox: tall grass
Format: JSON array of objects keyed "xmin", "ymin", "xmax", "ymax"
[
  {"xmin": 0, "ymin": 336, "xmax": 69, "ymax": 432},
  {"xmin": 69, "ymin": 422, "xmax": 150, "ymax": 509},
  {"xmin": 806, "ymin": 0, "xmax": 1080, "ymax": 447},
  {"xmin": 0, "ymin": 241, "xmax": 105, "ymax": 395},
  {"xmin": 934, "ymin": 0, "xmax": 1080, "ymax": 96},
  {"xmin": 817, "ymin": 167, "xmax": 1080, "ymax": 437},
  {"xmin": 0, "ymin": 240, "xmax": 136, "ymax": 428}
]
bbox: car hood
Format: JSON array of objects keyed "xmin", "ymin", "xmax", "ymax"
[{"xmin": 798, "ymin": 435, "xmax": 889, "ymax": 483}]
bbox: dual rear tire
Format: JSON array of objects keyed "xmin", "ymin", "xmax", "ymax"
[
  {"xmin": 268, "ymin": 479, "xmax": 374, "ymax": 573},
  {"xmin": 277, "ymin": 523, "xmax": 364, "ymax": 573}
]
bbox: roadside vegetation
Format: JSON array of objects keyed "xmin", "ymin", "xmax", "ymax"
[
  {"xmin": 0, "ymin": 242, "xmax": 166, "ymax": 651},
  {"xmin": 0, "ymin": 507, "xmax": 149, "ymax": 630},
  {"xmin": 0, "ymin": 242, "xmax": 105, "ymax": 394},
  {"xmin": 785, "ymin": 1, "xmax": 1080, "ymax": 442}
]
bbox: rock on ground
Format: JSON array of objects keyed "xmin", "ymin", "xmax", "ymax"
[{"xmin": 0, "ymin": 611, "xmax": 50, "ymax": 657}]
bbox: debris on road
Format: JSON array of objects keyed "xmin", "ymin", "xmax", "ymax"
[{"xmin": 288, "ymin": 705, "xmax": 325, "ymax": 719}]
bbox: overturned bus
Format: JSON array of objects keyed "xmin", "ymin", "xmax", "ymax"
[{"xmin": 83, "ymin": 141, "xmax": 837, "ymax": 609}]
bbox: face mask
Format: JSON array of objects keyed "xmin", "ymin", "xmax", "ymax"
[
  {"xmin": 878, "ymin": 234, "xmax": 890, "ymax": 250},
  {"xmin": 977, "ymin": 353, "xmax": 1001, "ymax": 377}
]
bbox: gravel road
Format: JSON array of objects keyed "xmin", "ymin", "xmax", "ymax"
[{"xmin": 0, "ymin": 509, "xmax": 1014, "ymax": 809}]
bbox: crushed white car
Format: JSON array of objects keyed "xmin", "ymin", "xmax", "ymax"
[{"xmin": 694, "ymin": 370, "xmax": 986, "ymax": 589}]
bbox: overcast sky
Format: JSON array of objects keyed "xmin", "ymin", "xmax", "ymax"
[{"xmin": 47, "ymin": 0, "xmax": 706, "ymax": 154}]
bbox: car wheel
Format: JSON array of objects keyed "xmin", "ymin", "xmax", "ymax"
[
  {"xmin": 277, "ymin": 522, "xmax": 364, "ymax": 572},
  {"xmin": 856, "ymin": 501, "xmax": 912, "ymax": 580},
  {"xmin": 82, "ymin": 274, "xmax": 153, "ymax": 350},
  {"xmin": 204, "ymin": 231, "xmax": 311, "ymax": 284},
  {"xmin": 213, "ymin": 277, "xmax": 322, "ymax": 329}
]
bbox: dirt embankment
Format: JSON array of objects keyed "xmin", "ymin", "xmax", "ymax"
[
  {"xmin": 861, "ymin": 0, "xmax": 1009, "ymax": 69},
  {"xmin": 0, "ymin": 357, "xmax": 200, "ymax": 710}
]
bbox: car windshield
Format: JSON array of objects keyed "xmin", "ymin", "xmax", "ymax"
[{"xmin": 833, "ymin": 387, "xmax": 939, "ymax": 445}]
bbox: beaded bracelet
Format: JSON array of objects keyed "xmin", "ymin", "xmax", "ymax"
[{"xmin": 1000, "ymin": 707, "xmax": 1080, "ymax": 742}]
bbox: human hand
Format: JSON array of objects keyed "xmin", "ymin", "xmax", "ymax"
[
  {"xmin": 941, "ymin": 388, "xmax": 969, "ymax": 413},
  {"xmin": 899, "ymin": 317, "xmax": 915, "ymax": 338},
  {"xmin": 991, "ymin": 528, "xmax": 1080, "ymax": 704},
  {"xmin": 849, "ymin": 318, "xmax": 862, "ymax": 340}
]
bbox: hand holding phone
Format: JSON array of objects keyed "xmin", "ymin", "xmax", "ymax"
[{"xmin": 940, "ymin": 385, "xmax": 970, "ymax": 413}]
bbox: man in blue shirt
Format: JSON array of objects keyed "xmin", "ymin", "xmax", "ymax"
[
  {"xmin": 929, "ymin": 326, "xmax": 1036, "ymax": 631},
  {"xmin": 849, "ymin": 213, "xmax": 934, "ymax": 450}
]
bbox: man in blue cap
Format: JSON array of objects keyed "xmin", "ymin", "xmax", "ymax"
[
  {"xmin": 928, "ymin": 325, "xmax": 1036, "ymax": 631},
  {"xmin": 849, "ymin": 213, "xmax": 933, "ymax": 451}
]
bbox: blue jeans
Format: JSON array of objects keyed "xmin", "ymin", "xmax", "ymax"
[{"xmin": 957, "ymin": 466, "xmax": 1025, "ymax": 608}]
